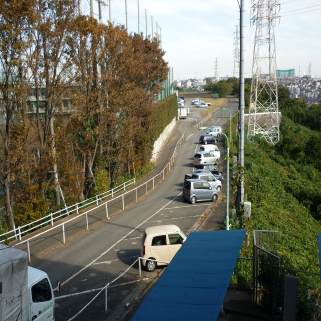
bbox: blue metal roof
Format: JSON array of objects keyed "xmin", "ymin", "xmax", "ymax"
[
  {"xmin": 318, "ymin": 233, "xmax": 321, "ymax": 279},
  {"xmin": 132, "ymin": 229, "xmax": 247, "ymax": 321}
]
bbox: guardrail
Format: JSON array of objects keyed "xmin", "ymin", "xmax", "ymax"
[
  {"xmin": 10, "ymin": 133, "xmax": 185, "ymax": 261},
  {"xmin": 63, "ymin": 256, "xmax": 168, "ymax": 320},
  {"xmin": 0, "ymin": 178, "xmax": 136, "ymax": 243}
]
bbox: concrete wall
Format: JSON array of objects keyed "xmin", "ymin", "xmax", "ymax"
[{"xmin": 151, "ymin": 117, "xmax": 177, "ymax": 163}]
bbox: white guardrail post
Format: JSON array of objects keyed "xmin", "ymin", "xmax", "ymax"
[
  {"xmin": 18, "ymin": 227, "xmax": 21, "ymax": 241},
  {"xmin": 136, "ymin": 188, "xmax": 137, "ymax": 202},
  {"xmin": 62, "ymin": 223, "xmax": 65, "ymax": 245},
  {"xmin": 123, "ymin": 182, "xmax": 125, "ymax": 191},
  {"xmin": 27, "ymin": 240, "xmax": 31, "ymax": 264},
  {"xmin": 122, "ymin": 195, "xmax": 125, "ymax": 210},
  {"xmin": 105, "ymin": 203, "xmax": 108, "ymax": 219},
  {"xmin": 96, "ymin": 195, "xmax": 98, "ymax": 205},
  {"xmin": 51, "ymin": 214, "xmax": 54, "ymax": 226},
  {"xmin": 139, "ymin": 258, "xmax": 141, "ymax": 278},
  {"xmin": 86, "ymin": 212, "xmax": 89, "ymax": 231},
  {"xmin": 105, "ymin": 286, "xmax": 108, "ymax": 311}
]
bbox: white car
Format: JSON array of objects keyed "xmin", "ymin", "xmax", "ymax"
[
  {"xmin": 178, "ymin": 100, "xmax": 184, "ymax": 107},
  {"xmin": 206, "ymin": 129, "xmax": 220, "ymax": 137},
  {"xmin": 198, "ymin": 102, "xmax": 208, "ymax": 108},
  {"xmin": 192, "ymin": 99, "xmax": 201, "ymax": 105},
  {"xmin": 141, "ymin": 225, "xmax": 187, "ymax": 272}
]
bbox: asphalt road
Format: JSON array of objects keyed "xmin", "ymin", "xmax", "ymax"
[{"xmin": 25, "ymin": 97, "xmax": 239, "ymax": 321}]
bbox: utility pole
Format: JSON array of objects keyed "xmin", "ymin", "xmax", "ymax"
[
  {"xmin": 214, "ymin": 58, "xmax": 219, "ymax": 81},
  {"xmin": 160, "ymin": 28, "xmax": 162, "ymax": 49},
  {"xmin": 233, "ymin": 25, "xmax": 240, "ymax": 78},
  {"xmin": 237, "ymin": 0, "xmax": 245, "ymax": 208},
  {"xmin": 156, "ymin": 22, "xmax": 158, "ymax": 44},
  {"xmin": 109, "ymin": 0, "xmax": 111, "ymax": 22},
  {"xmin": 248, "ymin": 0, "xmax": 280, "ymax": 144},
  {"xmin": 137, "ymin": 0, "xmax": 140, "ymax": 33},
  {"xmin": 145, "ymin": 9, "xmax": 147, "ymax": 39},
  {"xmin": 151, "ymin": 16, "xmax": 153, "ymax": 39},
  {"xmin": 125, "ymin": 0, "xmax": 128, "ymax": 31},
  {"xmin": 90, "ymin": 0, "xmax": 94, "ymax": 17},
  {"xmin": 308, "ymin": 62, "xmax": 311, "ymax": 78}
]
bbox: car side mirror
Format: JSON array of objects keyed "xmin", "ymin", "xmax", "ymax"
[{"xmin": 209, "ymin": 186, "xmax": 212, "ymax": 190}]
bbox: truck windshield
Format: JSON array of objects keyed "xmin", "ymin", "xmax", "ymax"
[{"xmin": 32, "ymin": 278, "xmax": 52, "ymax": 303}]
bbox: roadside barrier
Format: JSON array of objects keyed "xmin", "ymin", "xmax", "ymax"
[
  {"xmin": 9, "ymin": 133, "xmax": 185, "ymax": 263},
  {"xmin": 65, "ymin": 257, "xmax": 168, "ymax": 320},
  {"xmin": 0, "ymin": 178, "xmax": 135, "ymax": 243}
]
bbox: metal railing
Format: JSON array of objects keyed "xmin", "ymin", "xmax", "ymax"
[
  {"xmin": 10, "ymin": 133, "xmax": 185, "ymax": 261},
  {"xmin": 0, "ymin": 178, "xmax": 136, "ymax": 243}
]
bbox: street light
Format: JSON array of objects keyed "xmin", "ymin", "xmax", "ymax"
[
  {"xmin": 199, "ymin": 128, "xmax": 230, "ymax": 230},
  {"xmin": 223, "ymin": 108, "xmax": 232, "ymax": 143}
]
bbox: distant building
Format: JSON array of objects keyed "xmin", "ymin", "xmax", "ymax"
[{"xmin": 277, "ymin": 69, "xmax": 295, "ymax": 78}]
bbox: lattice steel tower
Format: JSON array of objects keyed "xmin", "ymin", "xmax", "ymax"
[
  {"xmin": 248, "ymin": 0, "xmax": 280, "ymax": 144},
  {"xmin": 214, "ymin": 58, "xmax": 219, "ymax": 81},
  {"xmin": 233, "ymin": 26, "xmax": 240, "ymax": 78}
]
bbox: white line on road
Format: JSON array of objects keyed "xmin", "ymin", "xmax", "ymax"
[
  {"xmin": 148, "ymin": 215, "xmax": 202, "ymax": 223},
  {"xmin": 55, "ymin": 278, "xmax": 149, "ymax": 300},
  {"xmin": 186, "ymin": 133, "xmax": 193, "ymax": 140},
  {"xmin": 164, "ymin": 204, "xmax": 209, "ymax": 210},
  {"xmin": 60, "ymin": 192, "xmax": 182, "ymax": 287},
  {"xmin": 93, "ymin": 255, "xmax": 139, "ymax": 266}
]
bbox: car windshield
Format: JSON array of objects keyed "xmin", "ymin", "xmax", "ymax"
[{"xmin": 180, "ymin": 230, "xmax": 187, "ymax": 239}]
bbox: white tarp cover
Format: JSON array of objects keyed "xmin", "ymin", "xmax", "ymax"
[{"xmin": 0, "ymin": 245, "xmax": 28, "ymax": 321}]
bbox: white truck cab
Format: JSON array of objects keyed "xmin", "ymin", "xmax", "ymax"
[{"xmin": 28, "ymin": 267, "xmax": 55, "ymax": 321}]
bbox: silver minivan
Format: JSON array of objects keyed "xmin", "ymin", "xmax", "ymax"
[
  {"xmin": 193, "ymin": 151, "xmax": 219, "ymax": 166},
  {"xmin": 185, "ymin": 170, "xmax": 222, "ymax": 191},
  {"xmin": 182, "ymin": 179, "xmax": 218, "ymax": 205}
]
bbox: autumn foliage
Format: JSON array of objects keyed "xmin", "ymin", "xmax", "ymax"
[{"xmin": 0, "ymin": 0, "xmax": 170, "ymax": 232}]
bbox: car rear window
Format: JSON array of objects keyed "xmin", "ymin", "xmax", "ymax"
[
  {"xmin": 152, "ymin": 235, "xmax": 166, "ymax": 246},
  {"xmin": 194, "ymin": 153, "xmax": 202, "ymax": 158},
  {"xmin": 184, "ymin": 181, "xmax": 191, "ymax": 190},
  {"xmin": 191, "ymin": 174, "xmax": 199, "ymax": 179}
]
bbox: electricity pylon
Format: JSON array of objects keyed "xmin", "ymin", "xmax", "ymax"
[
  {"xmin": 233, "ymin": 25, "xmax": 240, "ymax": 78},
  {"xmin": 214, "ymin": 58, "xmax": 219, "ymax": 81},
  {"xmin": 248, "ymin": 0, "xmax": 280, "ymax": 144}
]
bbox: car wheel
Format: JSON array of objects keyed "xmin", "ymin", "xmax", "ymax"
[
  {"xmin": 191, "ymin": 196, "xmax": 197, "ymax": 205},
  {"xmin": 212, "ymin": 194, "xmax": 217, "ymax": 202},
  {"xmin": 146, "ymin": 258, "xmax": 156, "ymax": 272},
  {"xmin": 217, "ymin": 185, "xmax": 221, "ymax": 192}
]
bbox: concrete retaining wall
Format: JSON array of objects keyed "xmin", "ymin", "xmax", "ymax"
[{"xmin": 151, "ymin": 117, "xmax": 177, "ymax": 162}]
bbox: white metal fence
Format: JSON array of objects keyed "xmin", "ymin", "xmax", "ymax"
[
  {"xmin": 6, "ymin": 134, "xmax": 185, "ymax": 261},
  {"xmin": 0, "ymin": 178, "xmax": 136, "ymax": 243}
]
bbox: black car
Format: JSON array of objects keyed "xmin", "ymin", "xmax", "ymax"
[
  {"xmin": 199, "ymin": 134, "xmax": 218, "ymax": 144},
  {"xmin": 196, "ymin": 163, "xmax": 223, "ymax": 175}
]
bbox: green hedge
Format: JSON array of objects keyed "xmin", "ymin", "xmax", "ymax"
[{"xmin": 151, "ymin": 95, "xmax": 177, "ymax": 142}]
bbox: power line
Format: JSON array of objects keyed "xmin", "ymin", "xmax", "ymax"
[
  {"xmin": 0, "ymin": 135, "xmax": 198, "ymax": 191},
  {"xmin": 280, "ymin": 3, "xmax": 321, "ymax": 15},
  {"xmin": 281, "ymin": 7, "xmax": 321, "ymax": 16}
]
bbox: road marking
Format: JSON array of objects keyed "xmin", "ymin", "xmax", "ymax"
[
  {"xmin": 93, "ymin": 255, "xmax": 139, "ymax": 266},
  {"xmin": 60, "ymin": 192, "xmax": 182, "ymax": 287},
  {"xmin": 55, "ymin": 279, "xmax": 149, "ymax": 300},
  {"xmin": 148, "ymin": 215, "xmax": 202, "ymax": 223},
  {"xmin": 164, "ymin": 204, "xmax": 209, "ymax": 210},
  {"xmin": 186, "ymin": 133, "xmax": 193, "ymax": 140}
]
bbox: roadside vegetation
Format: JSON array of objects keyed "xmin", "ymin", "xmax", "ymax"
[
  {"xmin": 0, "ymin": 0, "xmax": 174, "ymax": 233},
  {"xmin": 227, "ymin": 89, "xmax": 321, "ymax": 318}
]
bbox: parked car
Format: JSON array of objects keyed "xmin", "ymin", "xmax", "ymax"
[
  {"xmin": 206, "ymin": 129, "xmax": 221, "ymax": 137},
  {"xmin": 178, "ymin": 102, "xmax": 183, "ymax": 107},
  {"xmin": 199, "ymin": 134, "xmax": 218, "ymax": 144},
  {"xmin": 182, "ymin": 179, "xmax": 218, "ymax": 205},
  {"xmin": 196, "ymin": 163, "xmax": 223, "ymax": 175},
  {"xmin": 141, "ymin": 225, "xmax": 187, "ymax": 272},
  {"xmin": 178, "ymin": 100, "xmax": 184, "ymax": 107},
  {"xmin": 184, "ymin": 170, "xmax": 222, "ymax": 191},
  {"xmin": 179, "ymin": 96, "xmax": 185, "ymax": 102},
  {"xmin": 198, "ymin": 102, "xmax": 208, "ymax": 108},
  {"xmin": 199, "ymin": 144, "xmax": 220, "ymax": 160},
  {"xmin": 193, "ymin": 151, "xmax": 219, "ymax": 166},
  {"xmin": 210, "ymin": 126, "xmax": 222, "ymax": 136},
  {"xmin": 214, "ymin": 174, "xmax": 225, "ymax": 183},
  {"xmin": 192, "ymin": 99, "xmax": 201, "ymax": 105}
]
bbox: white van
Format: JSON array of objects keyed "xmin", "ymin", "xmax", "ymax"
[
  {"xmin": 199, "ymin": 145, "xmax": 220, "ymax": 160},
  {"xmin": 28, "ymin": 267, "xmax": 55, "ymax": 321}
]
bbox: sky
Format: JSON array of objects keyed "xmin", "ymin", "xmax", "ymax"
[{"xmin": 83, "ymin": 0, "xmax": 321, "ymax": 80}]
